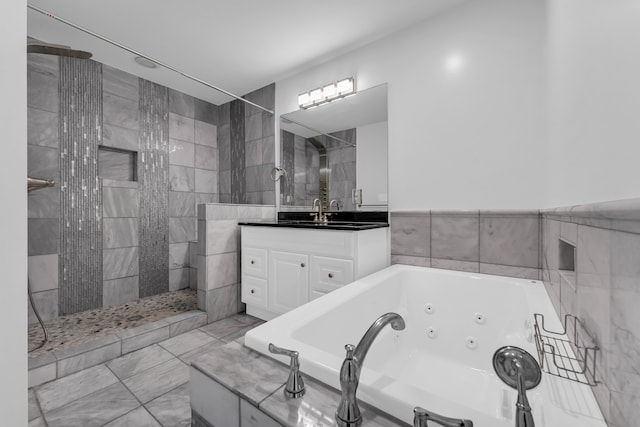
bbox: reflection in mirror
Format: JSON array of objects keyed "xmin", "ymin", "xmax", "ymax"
[{"xmin": 279, "ymin": 83, "xmax": 388, "ymax": 211}]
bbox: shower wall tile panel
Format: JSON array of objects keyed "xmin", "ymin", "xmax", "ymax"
[
  {"xmin": 28, "ymin": 254, "xmax": 59, "ymax": 293},
  {"xmin": 58, "ymin": 57, "xmax": 103, "ymax": 315},
  {"xmin": 169, "ymin": 192, "xmax": 196, "ymax": 217},
  {"xmin": 195, "ymin": 169, "xmax": 217, "ymax": 194},
  {"xmin": 103, "ymin": 276, "xmax": 139, "ymax": 308},
  {"xmin": 103, "ymin": 218, "xmax": 138, "ymax": 249},
  {"xmin": 195, "ymin": 145, "xmax": 217, "ymax": 170},
  {"xmin": 28, "ymin": 185, "xmax": 60, "ymax": 219},
  {"xmin": 195, "ymin": 121, "xmax": 218, "ymax": 147},
  {"xmin": 28, "ymin": 289, "xmax": 58, "ymax": 323},
  {"xmin": 169, "ymin": 242, "xmax": 190, "ymax": 269},
  {"xmin": 103, "ymin": 93, "xmax": 138, "ymax": 130},
  {"xmin": 103, "ymin": 65, "xmax": 138, "ymax": 101},
  {"xmin": 195, "ymin": 99, "xmax": 218, "ymax": 125},
  {"xmin": 169, "ymin": 89, "xmax": 195, "ymax": 118},
  {"xmin": 169, "ymin": 268, "xmax": 190, "ymax": 291},
  {"xmin": 28, "ymin": 108, "xmax": 59, "ymax": 148},
  {"xmin": 102, "ymin": 124, "xmax": 139, "ymax": 152},
  {"xmin": 169, "ymin": 139, "xmax": 195, "ymax": 168},
  {"xmin": 169, "ymin": 165, "xmax": 195, "ymax": 192},
  {"xmin": 138, "ymin": 79, "xmax": 170, "ymax": 298},
  {"xmin": 169, "ymin": 218, "xmax": 196, "ymax": 243},
  {"xmin": 27, "ymin": 55, "xmax": 59, "ymax": 113},
  {"xmin": 169, "ymin": 113, "xmax": 195, "ymax": 143},
  {"xmin": 102, "ymin": 187, "xmax": 139, "ymax": 218},
  {"xmin": 229, "ymin": 100, "xmax": 246, "ymax": 204},
  {"xmin": 103, "ymin": 247, "xmax": 139, "ymax": 281}
]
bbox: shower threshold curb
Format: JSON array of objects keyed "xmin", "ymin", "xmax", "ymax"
[{"xmin": 28, "ymin": 310, "xmax": 207, "ymax": 388}]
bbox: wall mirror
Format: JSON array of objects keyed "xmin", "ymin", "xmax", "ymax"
[{"xmin": 279, "ymin": 83, "xmax": 388, "ymax": 211}]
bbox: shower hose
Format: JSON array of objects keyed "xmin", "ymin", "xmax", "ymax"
[{"xmin": 28, "ymin": 277, "xmax": 49, "ymax": 353}]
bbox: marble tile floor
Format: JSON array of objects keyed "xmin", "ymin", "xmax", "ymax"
[
  {"xmin": 29, "ymin": 289, "xmax": 198, "ymax": 357},
  {"xmin": 28, "ymin": 313, "xmax": 264, "ymax": 427}
]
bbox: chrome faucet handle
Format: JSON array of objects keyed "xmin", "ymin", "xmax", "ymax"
[
  {"xmin": 413, "ymin": 407, "xmax": 474, "ymax": 427},
  {"xmin": 268, "ymin": 343, "xmax": 305, "ymax": 398}
]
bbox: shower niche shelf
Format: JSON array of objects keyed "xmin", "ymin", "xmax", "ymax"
[{"xmin": 533, "ymin": 313, "xmax": 599, "ymax": 386}]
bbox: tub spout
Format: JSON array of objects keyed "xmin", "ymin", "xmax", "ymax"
[
  {"xmin": 335, "ymin": 312, "xmax": 405, "ymax": 427},
  {"xmin": 413, "ymin": 406, "xmax": 474, "ymax": 427}
]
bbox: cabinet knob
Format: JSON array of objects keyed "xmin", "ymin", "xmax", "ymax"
[
  {"xmin": 250, "ymin": 260, "xmax": 255, "ymax": 265},
  {"xmin": 300, "ymin": 263, "xmax": 305, "ymax": 268},
  {"xmin": 328, "ymin": 273, "xmax": 334, "ymax": 279},
  {"xmin": 250, "ymin": 289, "xmax": 255, "ymax": 294}
]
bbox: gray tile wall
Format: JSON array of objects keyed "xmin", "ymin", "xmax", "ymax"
[
  {"xmin": 197, "ymin": 204, "xmax": 276, "ymax": 322},
  {"xmin": 28, "ymin": 53, "xmax": 60, "ymax": 323},
  {"xmin": 390, "ymin": 210, "xmax": 541, "ymax": 279},
  {"xmin": 219, "ymin": 84, "xmax": 275, "ymax": 205},
  {"xmin": 541, "ymin": 204, "xmax": 640, "ymax": 427},
  {"xmin": 101, "ymin": 66, "xmax": 141, "ymax": 308},
  {"xmin": 27, "ymin": 55, "xmax": 219, "ymax": 321},
  {"xmin": 167, "ymin": 88, "xmax": 219, "ymax": 293}
]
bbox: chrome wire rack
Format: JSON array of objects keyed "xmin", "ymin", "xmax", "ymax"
[{"xmin": 533, "ymin": 313, "xmax": 599, "ymax": 386}]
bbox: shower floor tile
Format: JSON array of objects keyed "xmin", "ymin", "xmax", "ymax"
[{"xmin": 29, "ymin": 288, "xmax": 197, "ymax": 358}]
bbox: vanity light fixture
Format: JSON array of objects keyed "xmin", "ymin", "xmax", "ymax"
[{"xmin": 298, "ymin": 77, "xmax": 355, "ymax": 109}]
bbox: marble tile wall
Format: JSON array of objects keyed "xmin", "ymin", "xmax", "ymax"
[
  {"xmin": 28, "ymin": 52, "xmax": 61, "ymax": 323},
  {"xmin": 197, "ymin": 203, "xmax": 276, "ymax": 322},
  {"xmin": 27, "ymin": 55, "xmax": 219, "ymax": 320},
  {"xmin": 168, "ymin": 88, "xmax": 219, "ymax": 293},
  {"xmin": 390, "ymin": 210, "xmax": 541, "ymax": 279},
  {"xmin": 219, "ymin": 84, "xmax": 275, "ymax": 205},
  {"xmin": 101, "ymin": 66, "xmax": 140, "ymax": 309},
  {"xmin": 541, "ymin": 200, "xmax": 640, "ymax": 427}
]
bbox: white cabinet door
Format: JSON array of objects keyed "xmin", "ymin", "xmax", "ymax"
[
  {"xmin": 309, "ymin": 256, "xmax": 354, "ymax": 301},
  {"xmin": 242, "ymin": 247, "xmax": 267, "ymax": 278},
  {"xmin": 241, "ymin": 276, "xmax": 268, "ymax": 308},
  {"xmin": 269, "ymin": 251, "xmax": 309, "ymax": 315}
]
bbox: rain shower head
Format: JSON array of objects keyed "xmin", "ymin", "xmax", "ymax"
[
  {"xmin": 28, "ymin": 177, "xmax": 55, "ymax": 193},
  {"xmin": 27, "ymin": 40, "xmax": 92, "ymax": 59}
]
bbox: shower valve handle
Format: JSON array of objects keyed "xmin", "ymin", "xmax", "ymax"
[{"xmin": 269, "ymin": 343, "xmax": 305, "ymax": 398}]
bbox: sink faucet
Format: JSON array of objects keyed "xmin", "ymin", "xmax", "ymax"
[
  {"xmin": 311, "ymin": 198, "xmax": 327, "ymax": 223},
  {"xmin": 413, "ymin": 407, "xmax": 474, "ymax": 427},
  {"xmin": 329, "ymin": 199, "xmax": 340, "ymax": 212},
  {"xmin": 335, "ymin": 312, "xmax": 406, "ymax": 427}
]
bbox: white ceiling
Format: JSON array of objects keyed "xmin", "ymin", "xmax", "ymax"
[{"xmin": 27, "ymin": 1, "xmax": 465, "ymax": 106}]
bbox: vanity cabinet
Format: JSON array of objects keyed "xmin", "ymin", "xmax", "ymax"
[{"xmin": 241, "ymin": 225, "xmax": 389, "ymax": 321}]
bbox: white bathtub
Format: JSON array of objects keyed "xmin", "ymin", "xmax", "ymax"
[{"xmin": 245, "ymin": 265, "xmax": 606, "ymax": 426}]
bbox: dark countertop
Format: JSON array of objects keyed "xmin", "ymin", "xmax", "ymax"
[
  {"xmin": 239, "ymin": 220, "xmax": 388, "ymax": 231},
  {"xmin": 239, "ymin": 211, "xmax": 389, "ymax": 231}
]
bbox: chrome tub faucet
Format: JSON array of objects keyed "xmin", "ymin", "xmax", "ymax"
[
  {"xmin": 335, "ymin": 312, "xmax": 406, "ymax": 427},
  {"xmin": 413, "ymin": 407, "xmax": 473, "ymax": 427}
]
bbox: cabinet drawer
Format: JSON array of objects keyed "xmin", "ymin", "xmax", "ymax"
[
  {"xmin": 310, "ymin": 256, "xmax": 354, "ymax": 300},
  {"xmin": 243, "ymin": 247, "xmax": 267, "ymax": 278},
  {"xmin": 242, "ymin": 276, "xmax": 268, "ymax": 308}
]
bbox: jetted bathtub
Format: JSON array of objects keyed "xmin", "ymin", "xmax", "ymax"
[{"xmin": 244, "ymin": 265, "xmax": 606, "ymax": 426}]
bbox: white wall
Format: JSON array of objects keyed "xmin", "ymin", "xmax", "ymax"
[
  {"xmin": 356, "ymin": 121, "xmax": 388, "ymax": 207},
  {"xmin": 546, "ymin": 0, "xmax": 640, "ymax": 207},
  {"xmin": 0, "ymin": 0, "xmax": 28, "ymax": 424},
  {"xmin": 276, "ymin": 0, "xmax": 547, "ymax": 210}
]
